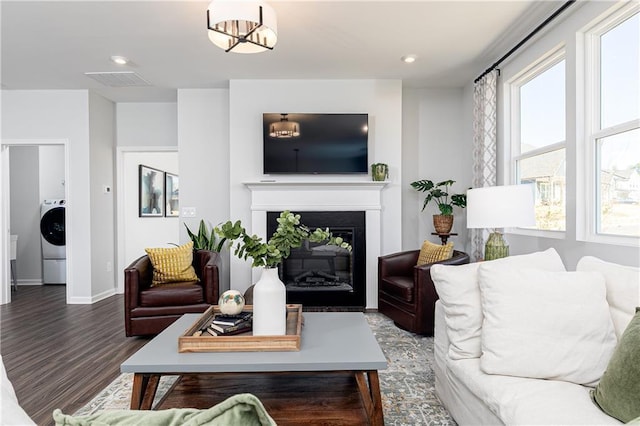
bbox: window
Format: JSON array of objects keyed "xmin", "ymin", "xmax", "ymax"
[
  {"xmin": 512, "ymin": 53, "xmax": 566, "ymax": 231},
  {"xmin": 590, "ymin": 11, "xmax": 640, "ymax": 238}
]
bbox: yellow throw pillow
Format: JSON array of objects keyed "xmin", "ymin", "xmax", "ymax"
[
  {"xmin": 145, "ymin": 241, "xmax": 198, "ymax": 287},
  {"xmin": 417, "ymin": 240, "xmax": 454, "ymax": 266}
]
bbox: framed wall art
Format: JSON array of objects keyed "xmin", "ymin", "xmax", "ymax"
[
  {"xmin": 139, "ymin": 165, "xmax": 164, "ymax": 217},
  {"xmin": 165, "ymin": 172, "xmax": 179, "ymax": 217}
]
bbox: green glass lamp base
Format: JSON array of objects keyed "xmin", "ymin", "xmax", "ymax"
[{"xmin": 484, "ymin": 232, "xmax": 509, "ymax": 261}]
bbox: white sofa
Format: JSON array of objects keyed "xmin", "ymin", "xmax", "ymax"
[
  {"xmin": 432, "ymin": 249, "xmax": 639, "ymax": 425},
  {"xmin": 1, "ymin": 355, "xmax": 36, "ymax": 425}
]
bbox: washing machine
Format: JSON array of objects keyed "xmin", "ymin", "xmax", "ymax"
[{"xmin": 41, "ymin": 199, "xmax": 66, "ymax": 284}]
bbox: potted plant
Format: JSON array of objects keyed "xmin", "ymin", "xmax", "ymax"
[
  {"xmin": 410, "ymin": 179, "xmax": 467, "ymax": 234},
  {"xmin": 215, "ymin": 211, "xmax": 351, "ymax": 335},
  {"xmin": 184, "ymin": 220, "xmax": 220, "ymax": 251}
]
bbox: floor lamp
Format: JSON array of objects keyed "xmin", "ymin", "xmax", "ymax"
[{"xmin": 467, "ymin": 184, "xmax": 536, "ymax": 260}]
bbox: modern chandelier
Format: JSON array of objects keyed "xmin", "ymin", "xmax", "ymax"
[
  {"xmin": 269, "ymin": 114, "xmax": 300, "ymax": 138},
  {"xmin": 206, "ymin": 0, "xmax": 278, "ymax": 54}
]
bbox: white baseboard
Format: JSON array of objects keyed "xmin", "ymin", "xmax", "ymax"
[
  {"xmin": 16, "ymin": 279, "xmax": 43, "ymax": 286},
  {"xmin": 91, "ymin": 288, "xmax": 116, "ymax": 303},
  {"xmin": 67, "ymin": 288, "xmax": 116, "ymax": 304}
]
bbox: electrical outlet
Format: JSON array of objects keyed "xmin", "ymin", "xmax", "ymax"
[
  {"xmin": 182, "ymin": 207, "xmax": 196, "ymax": 217},
  {"xmin": 106, "ymin": 261, "xmax": 112, "ymax": 272}
]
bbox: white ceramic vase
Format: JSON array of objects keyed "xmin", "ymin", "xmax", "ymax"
[{"xmin": 252, "ymin": 267, "xmax": 287, "ymax": 336}]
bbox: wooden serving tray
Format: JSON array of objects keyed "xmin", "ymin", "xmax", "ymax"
[{"xmin": 178, "ymin": 304, "xmax": 303, "ymax": 353}]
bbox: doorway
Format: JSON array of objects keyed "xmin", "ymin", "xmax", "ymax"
[{"xmin": 0, "ymin": 139, "xmax": 71, "ymax": 305}]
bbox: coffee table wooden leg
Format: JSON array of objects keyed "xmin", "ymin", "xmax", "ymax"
[
  {"xmin": 368, "ymin": 371, "xmax": 384, "ymax": 426},
  {"xmin": 355, "ymin": 370, "xmax": 384, "ymax": 426},
  {"xmin": 130, "ymin": 373, "xmax": 161, "ymax": 410}
]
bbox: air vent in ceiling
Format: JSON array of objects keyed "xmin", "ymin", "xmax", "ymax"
[{"xmin": 84, "ymin": 71, "xmax": 151, "ymax": 87}]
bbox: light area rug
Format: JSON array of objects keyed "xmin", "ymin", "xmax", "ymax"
[{"xmin": 75, "ymin": 313, "xmax": 455, "ymax": 426}]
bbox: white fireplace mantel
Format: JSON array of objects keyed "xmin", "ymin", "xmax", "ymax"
[{"xmin": 244, "ymin": 180, "xmax": 388, "ymax": 309}]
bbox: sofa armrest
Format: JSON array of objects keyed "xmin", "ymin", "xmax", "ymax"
[
  {"xmin": 379, "ymin": 250, "xmax": 420, "ymax": 278},
  {"xmin": 124, "ymin": 255, "xmax": 153, "ymax": 309},
  {"xmin": 1, "ymin": 355, "xmax": 36, "ymax": 425},
  {"xmin": 194, "ymin": 250, "xmax": 221, "ymax": 305}
]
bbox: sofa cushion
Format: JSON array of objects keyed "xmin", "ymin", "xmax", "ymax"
[
  {"xmin": 447, "ymin": 358, "xmax": 622, "ymax": 425},
  {"xmin": 145, "ymin": 241, "xmax": 199, "ymax": 287},
  {"xmin": 477, "ymin": 266, "xmax": 616, "ymax": 386},
  {"xmin": 577, "ymin": 256, "xmax": 640, "ymax": 339},
  {"xmin": 431, "ymin": 248, "xmax": 566, "ymax": 360},
  {"xmin": 591, "ymin": 308, "xmax": 640, "ymax": 423},
  {"xmin": 380, "ymin": 275, "xmax": 414, "ymax": 302},
  {"xmin": 417, "ymin": 240, "xmax": 453, "ymax": 266},
  {"xmin": 140, "ymin": 282, "xmax": 204, "ymax": 307}
]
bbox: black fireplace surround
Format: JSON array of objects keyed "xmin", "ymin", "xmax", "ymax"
[{"xmin": 267, "ymin": 211, "xmax": 366, "ymax": 310}]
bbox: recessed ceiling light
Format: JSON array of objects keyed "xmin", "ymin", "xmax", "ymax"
[
  {"xmin": 401, "ymin": 55, "xmax": 417, "ymax": 64},
  {"xmin": 110, "ymin": 56, "xmax": 129, "ymax": 65}
]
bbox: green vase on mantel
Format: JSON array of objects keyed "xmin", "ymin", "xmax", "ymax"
[{"xmin": 371, "ymin": 163, "xmax": 389, "ymax": 181}]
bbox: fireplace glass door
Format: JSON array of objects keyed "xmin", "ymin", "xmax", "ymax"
[{"xmin": 267, "ymin": 211, "xmax": 366, "ymax": 309}]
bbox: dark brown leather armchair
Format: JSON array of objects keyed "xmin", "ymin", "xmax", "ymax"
[
  {"xmin": 378, "ymin": 249, "xmax": 469, "ymax": 336},
  {"xmin": 125, "ymin": 249, "xmax": 221, "ymax": 336}
]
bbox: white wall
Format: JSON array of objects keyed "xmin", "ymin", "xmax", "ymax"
[
  {"xmin": 486, "ymin": 0, "xmax": 639, "ymax": 268},
  {"xmin": 116, "ymin": 103, "xmax": 177, "ymax": 147},
  {"xmin": 1, "ymin": 90, "xmax": 92, "ymax": 302},
  {"xmin": 121, "ymin": 151, "xmax": 179, "ymax": 274},
  {"xmin": 227, "ymin": 79, "xmax": 403, "ymax": 291},
  {"xmin": 177, "ymin": 89, "xmax": 231, "ymax": 291},
  {"xmin": 402, "ymin": 87, "xmax": 470, "ymax": 252},
  {"xmin": 89, "ymin": 93, "xmax": 116, "ymax": 299},
  {"xmin": 401, "ymin": 89, "xmax": 420, "ymax": 251},
  {"xmin": 9, "ymin": 146, "xmax": 41, "ymax": 283},
  {"xmin": 115, "ymin": 102, "xmax": 179, "ymax": 291},
  {"xmin": 39, "ymin": 145, "xmax": 65, "ymax": 200}
]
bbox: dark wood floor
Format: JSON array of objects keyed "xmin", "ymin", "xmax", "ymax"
[{"xmin": 0, "ymin": 286, "xmax": 150, "ymax": 426}]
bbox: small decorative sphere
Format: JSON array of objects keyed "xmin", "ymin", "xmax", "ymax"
[{"xmin": 218, "ymin": 290, "xmax": 245, "ymax": 315}]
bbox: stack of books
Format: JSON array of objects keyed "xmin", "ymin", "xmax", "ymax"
[{"xmin": 201, "ymin": 312, "xmax": 253, "ymax": 336}]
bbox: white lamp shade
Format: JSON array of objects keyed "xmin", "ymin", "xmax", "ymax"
[
  {"xmin": 207, "ymin": 0, "xmax": 277, "ymax": 54},
  {"xmin": 467, "ymin": 184, "xmax": 536, "ymax": 229}
]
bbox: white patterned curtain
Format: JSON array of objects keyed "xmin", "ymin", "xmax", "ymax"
[{"xmin": 470, "ymin": 70, "xmax": 499, "ymax": 261}]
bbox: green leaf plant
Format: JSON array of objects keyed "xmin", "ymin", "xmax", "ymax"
[
  {"xmin": 410, "ymin": 179, "xmax": 467, "ymax": 216},
  {"xmin": 184, "ymin": 220, "xmax": 220, "ymax": 251},
  {"xmin": 214, "ymin": 211, "xmax": 352, "ymax": 268}
]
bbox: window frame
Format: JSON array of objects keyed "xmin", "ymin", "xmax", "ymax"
[
  {"xmin": 507, "ymin": 47, "xmax": 567, "ymax": 239},
  {"xmin": 580, "ymin": 3, "xmax": 640, "ymax": 246}
]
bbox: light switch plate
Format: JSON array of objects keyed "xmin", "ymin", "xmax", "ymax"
[{"xmin": 182, "ymin": 207, "xmax": 196, "ymax": 217}]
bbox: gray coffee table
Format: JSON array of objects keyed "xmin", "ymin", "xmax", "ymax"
[{"xmin": 121, "ymin": 312, "xmax": 387, "ymax": 425}]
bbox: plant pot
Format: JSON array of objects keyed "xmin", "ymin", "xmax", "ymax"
[
  {"xmin": 433, "ymin": 215, "xmax": 454, "ymax": 234},
  {"xmin": 252, "ymin": 267, "xmax": 287, "ymax": 336}
]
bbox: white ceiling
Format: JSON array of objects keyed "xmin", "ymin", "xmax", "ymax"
[{"xmin": 0, "ymin": 1, "xmax": 564, "ymax": 103}]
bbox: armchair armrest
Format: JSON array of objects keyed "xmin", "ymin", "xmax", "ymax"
[
  {"xmin": 379, "ymin": 250, "xmax": 420, "ymax": 278},
  {"xmin": 194, "ymin": 250, "xmax": 221, "ymax": 305},
  {"xmin": 124, "ymin": 255, "xmax": 153, "ymax": 309}
]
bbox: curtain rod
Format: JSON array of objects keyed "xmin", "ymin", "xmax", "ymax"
[{"xmin": 474, "ymin": 0, "xmax": 576, "ymax": 84}]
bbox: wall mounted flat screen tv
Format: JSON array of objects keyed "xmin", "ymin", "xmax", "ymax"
[{"xmin": 263, "ymin": 113, "xmax": 368, "ymax": 174}]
